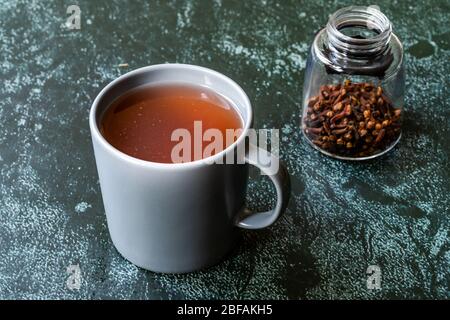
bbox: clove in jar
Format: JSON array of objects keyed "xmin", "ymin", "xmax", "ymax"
[{"xmin": 303, "ymin": 80, "xmax": 402, "ymax": 158}]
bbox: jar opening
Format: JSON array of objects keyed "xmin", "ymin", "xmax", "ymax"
[
  {"xmin": 326, "ymin": 6, "xmax": 392, "ymax": 58},
  {"xmin": 339, "ymin": 25, "xmax": 380, "ymax": 39}
]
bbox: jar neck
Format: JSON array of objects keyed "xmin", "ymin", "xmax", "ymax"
[{"xmin": 326, "ymin": 6, "xmax": 392, "ymax": 59}]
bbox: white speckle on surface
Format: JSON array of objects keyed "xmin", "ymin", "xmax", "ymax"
[
  {"xmin": 17, "ymin": 118, "xmax": 26, "ymax": 126},
  {"xmin": 34, "ymin": 123, "xmax": 42, "ymax": 130},
  {"xmin": 282, "ymin": 124, "xmax": 293, "ymax": 135},
  {"xmin": 430, "ymin": 227, "xmax": 448, "ymax": 257},
  {"xmin": 177, "ymin": 2, "xmax": 193, "ymax": 29},
  {"xmin": 218, "ymin": 37, "xmax": 309, "ymax": 77},
  {"xmin": 75, "ymin": 202, "xmax": 92, "ymax": 214},
  {"xmin": 234, "ymin": 45, "xmax": 244, "ymax": 54},
  {"xmin": 288, "ymin": 53, "xmax": 306, "ymax": 70}
]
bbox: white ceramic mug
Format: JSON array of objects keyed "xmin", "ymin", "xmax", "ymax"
[{"xmin": 90, "ymin": 64, "xmax": 290, "ymax": 273}]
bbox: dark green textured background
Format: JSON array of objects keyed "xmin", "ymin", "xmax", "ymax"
[{"xmin": 0, "ymin": 0, "xmax": 449, "ymax": 299}]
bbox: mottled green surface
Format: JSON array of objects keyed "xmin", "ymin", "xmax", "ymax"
[{"xmin": 0, "ymin": 0, "xmax": 449, "ymax": 299}]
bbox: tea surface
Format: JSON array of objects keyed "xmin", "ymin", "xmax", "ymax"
[{"xmin": 101, "ymin": 83, "xmax": 243, "ymax": 163}]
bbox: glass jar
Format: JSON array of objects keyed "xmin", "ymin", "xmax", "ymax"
[{"xmin": 301, "ymin": 6, "xmax": 404, "ymax": 160}]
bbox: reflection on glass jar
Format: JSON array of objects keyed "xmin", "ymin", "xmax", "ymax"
[{"xmin": 301, "ymin": 5, "xmax": 405, "ymax": 160}]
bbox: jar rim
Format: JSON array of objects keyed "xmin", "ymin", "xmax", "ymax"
[{"xmin": 326, "ymin": 5, "xmax": 392, "ymax": 55}]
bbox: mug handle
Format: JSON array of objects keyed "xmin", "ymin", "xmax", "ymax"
[{"xmin": 236, "ymin": 143, "xmax": 291, "ymax": 230}]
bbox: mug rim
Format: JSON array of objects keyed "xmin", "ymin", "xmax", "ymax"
[{"xmin": 89, "ymin": 63, "xmax": 253, "ymax": 170}]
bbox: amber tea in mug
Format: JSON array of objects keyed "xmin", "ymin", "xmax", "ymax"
[{"xmin": 100, "ymin": 83, "xmax": 243, "ymax": 163}]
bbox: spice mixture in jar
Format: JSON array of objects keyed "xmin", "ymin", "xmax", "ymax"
[{"xmin": 303, "ymin": 80, "xmax": 402, "ymax": 158}]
